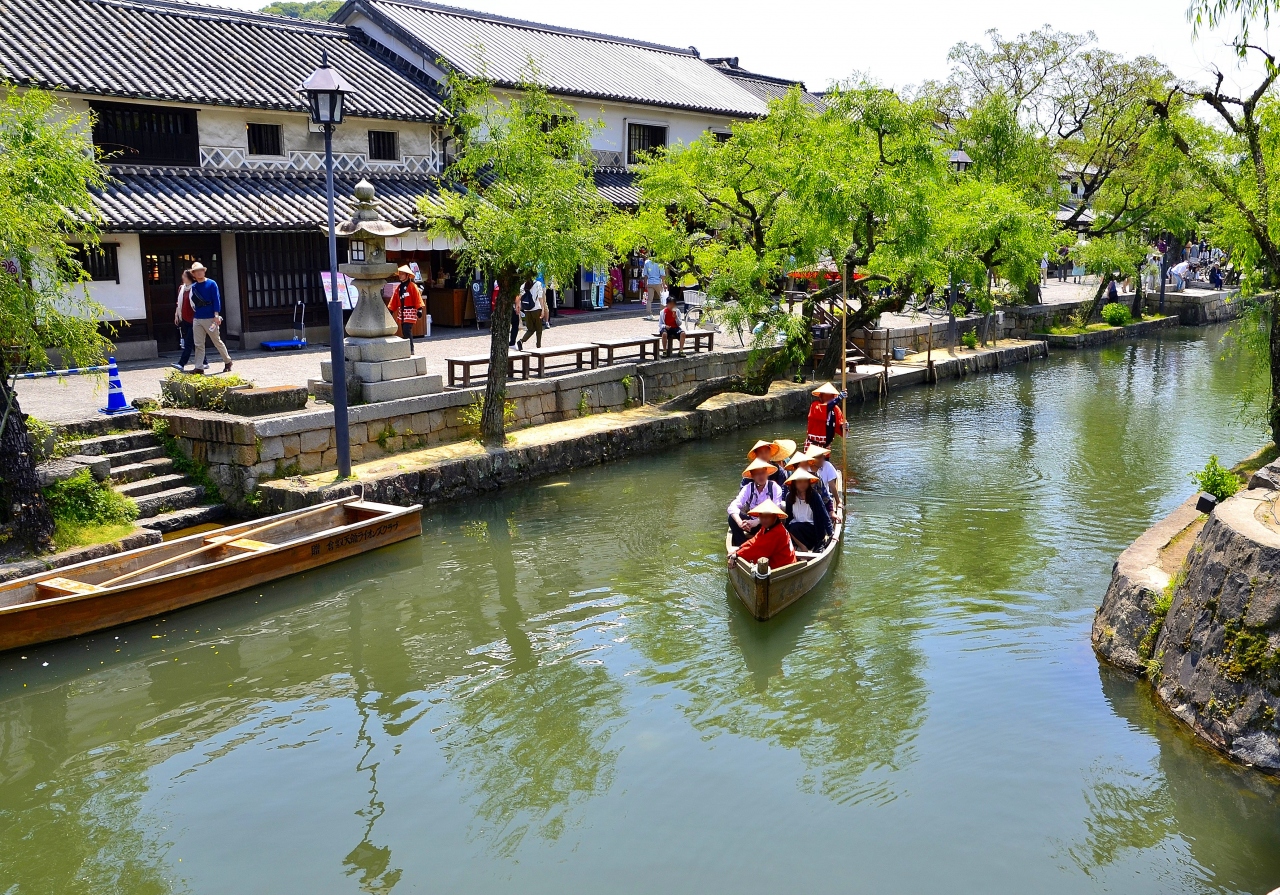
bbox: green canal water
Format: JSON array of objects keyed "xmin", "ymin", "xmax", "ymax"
[{"xmin": 3, "ymin": 326, "xmax": 1280, "ymax": 894}]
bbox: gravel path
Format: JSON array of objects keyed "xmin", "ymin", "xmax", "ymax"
[{"xmin": 17, "ymin": 304, "xmax": 743, "ymax": 424}]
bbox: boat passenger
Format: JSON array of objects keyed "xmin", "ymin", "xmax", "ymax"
[
  {"xmin": 805, "ymin": 382, "xmax": 847, "ymax": 450},
  {"xmin": 728, "ymin": 458, "xmax": 784, "ymax": 546},
  {"xmin": 785, "ymin": 451, "xmax": 833, "ymax": 517},
  {"xmin": 728, "ymin": 499, "xmax": 797, "ymax": 570},
  {"xmin": 783, "ymin": 468, "xmax": 832, "ymax": 552},
  {"xmin": 804, "ymin": 444, "xmax": 843, "ymax": 522},
  {"xmin": 741, "ymin": 439, "xmax": 796, "ymax": 488}
]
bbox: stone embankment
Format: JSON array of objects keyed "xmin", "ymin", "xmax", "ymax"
[
  {"xmin": 1044, "ymin": 315, "xmax": 1180, "ymax": 350},
  {"xmin": 1094, "ymin": 459, "xmax": 1280, "ymax": 775}
]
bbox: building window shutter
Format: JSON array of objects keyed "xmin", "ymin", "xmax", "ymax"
[
  {"xmin": 247, "ymin": 123, "xmax": 283, "ymax": 156},
  {"xmin": 368, "ymin": 130, "xmax": 399, "ymax": 161}
]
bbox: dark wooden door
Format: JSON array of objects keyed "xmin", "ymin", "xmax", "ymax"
[{"xmin": 139, "ymin": 235, "xmax": 223, "ymax": 352}]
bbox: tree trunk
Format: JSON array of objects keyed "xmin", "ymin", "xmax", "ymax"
[
  {"xmin": 0, "ymin": 363, "xmax": 54, "ymax": 554},
  {"xmin": 1087, "ymin": 274, "xmax": 1114, "ymax": 322},
  {"xmin": 1129, "ymin": 274, "xmax": 1144, "ymax": 321},
  {"xmin": 1270, "ymin": 292, "xmax": 1280, "ymax": 448},
  {"xmin": 481, "ymin": 275, "xmax": 516, "ymax": 446},
  {"xmin": 660, "ymin": 375, "xmax": 752, "ymax": 411}
]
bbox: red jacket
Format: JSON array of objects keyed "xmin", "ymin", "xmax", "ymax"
[
  {"xmin": 388, "ymin": 281, "xmax": 424, "ymax": 324},
  {"xmin": 735, "ymin": 520, "xmax": 797, "ymax": 569},
  {"xmin": 806, "ymin": 399, "xmax": 846, "ymax": 443}
]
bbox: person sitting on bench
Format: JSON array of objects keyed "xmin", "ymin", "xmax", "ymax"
[
  {"xmin": 659, "ymin": 294, "xmax": 686, "ymax": 357},
  {"xmin": 728, "ymin": 499, "xmax": 797, "ymax": 570},
  {"xmin": 783, "ymin": 468, "xmax": 832, "ymax": 551},
  {"xmin": 728, "ymin": 458, "xmax": 783, "ymax": 546}
]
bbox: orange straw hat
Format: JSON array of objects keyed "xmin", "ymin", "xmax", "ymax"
[
  {"xmin": 811, "ymin": 382, "xmax": 840, "ymax": 398},
  {"xmin": 748, "ymin": 498, "xmax": 788, "ymax": 518},
  {"xmin": 805, "ymin": 444, "xmax": 832, "ymax": 460},
  {"xmin": 785, "ymin": 468, "xmax": 818, "ymax": 485},
  {"xmin": 783, "ymin": 451, "xmax": 810, "ymax": 470},
  {"xmin": 771, "ymin": 438, "xmax": 797, "ymax": 461},
  {"xmin": 741, "ymin": 457, "xmax": 777, "ymax": 478},
  {"xmin": 746, "ymin": 439, "xmax": 775, "ymax": 459}
]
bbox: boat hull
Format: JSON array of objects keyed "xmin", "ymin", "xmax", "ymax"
[
  {"xmin": 0, "ymin": 500, "xmax": 421, "ymax": 652},
  {"xmin": 727, "ymin": 523, "xmax": 843, "ymax": 621}
]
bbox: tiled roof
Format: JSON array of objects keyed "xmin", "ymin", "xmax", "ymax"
[
  {"xmin": 706, "ymin": 59, "xmax": 826, "ymax": 109},
  {"xmin": 336, "ymin": 0, "xmax": 769, "ymax": 117},
  {"xmin": 0, "ymin": 0, "xmax": 446, "ymax": 121},
  {"xmin": 93, "ymin": 166, "xmax": 444, "ymax": 231},
  {"xmin": 593, "ymin": 168, "xmax": 639, "ymax": 207}
]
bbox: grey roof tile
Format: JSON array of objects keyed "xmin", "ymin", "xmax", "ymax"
[
  {"xmin": 339, "ymin": 0, "xmax": 768, "ymax": 117},
  {"xmin": 0, "ymin": 0, "xmax": 446, "ymax": 121}
]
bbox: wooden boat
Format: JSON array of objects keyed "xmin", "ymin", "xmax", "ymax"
[
  {"xmin": 726, "ymin": 522, "xmax": 843, "ymax": 621},
  {"xmin": 0, "ymin": 498, "xmax": 422, "ymax": 652}
]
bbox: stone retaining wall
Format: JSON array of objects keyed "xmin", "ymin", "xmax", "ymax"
[
  {"xmin": 1144, "ymin": 288, "xmax": 1241, "ymax": 325},
  {"xmin": 157, "ymin": 349, "xmax": 754, "ymax": 507},
  {"xmin": 1043, "ymin": 315, "xmax": 1181, "ymax": 349}
]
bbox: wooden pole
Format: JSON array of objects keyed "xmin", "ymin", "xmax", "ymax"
[{"xmin": 841, "ymin": 267, "xmax": 848, "ymax": 514}]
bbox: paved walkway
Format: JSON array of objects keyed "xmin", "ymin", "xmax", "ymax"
[{"xmin": 17, "ymin": 303, "xmax": 743, "ymax": 423}]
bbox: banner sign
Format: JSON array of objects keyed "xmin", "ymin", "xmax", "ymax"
[{"xmin": 321, "ymin": 271, "xmax": 357, "ymax": 309}]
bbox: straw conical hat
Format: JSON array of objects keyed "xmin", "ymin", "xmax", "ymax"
[
  {"xmin": 771, "ymin": 438, "xmax": 797, "ymax": 461},
  {"xmin": 748, "ymin": 498, "xmax": 788, "ymax": 518},
  {"xmin": 805, "ymin": 443, "xmax": 832, "ymax": 460},
  {"xmin": 746, "ymin": 439, "xmax": 775, "ymax": 459},
  {"xmin": 741, "ymin": 457, "xmax": 777, "ymax": 478},
  {"xmin": 786, "ymin": 468, "xmax": 818, "ymax": 484},
  {"xmin": 783, "ymin": 451, "xmax": 810, "ymax": 469},
  {"xmin": 812, "ymin": 382, "xmax": 840, "ymax": 398}
]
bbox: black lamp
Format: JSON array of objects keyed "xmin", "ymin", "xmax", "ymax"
[
  {"xmin": 949, "ymin": 147, "xmax": 973, "ymax": 174},
  {"xmin": 300, "ymin": 50, "xmax": 353, "ymax": 126}
]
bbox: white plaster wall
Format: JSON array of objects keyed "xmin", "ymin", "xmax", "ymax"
[
  {"xmin": 197, "ymin": 106, "xmax": 441, "ymax": 161},
  {"xmin": 85, "ymin": 233, "xmax": 146, "ymax": 322}
]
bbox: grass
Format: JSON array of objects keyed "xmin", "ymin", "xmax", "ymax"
[
  {"xmin": 1231, "ymin": 443, "xmax": 1278, "ymax": 482},
  {"xmin": 1049, "ymin": 322, "xmax": 1116, "ymax": 335},
  {"xmin": 51, "ymin": 520, "xmax": 137, "ymax": 553}
]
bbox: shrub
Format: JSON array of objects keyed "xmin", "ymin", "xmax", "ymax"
[
  {"xmin": 43, "ymin": 469, "xmax": 137, "ymax": 526},
  {"xmin": 23, "ymin": 416, "xmax": 61, "ymax": 464},
  {"xmin": 160, "ymin": 370, "xmax": 255, "ymax": 412},
  {"xmin": 961, "ymin": 329, "xmax": 979, "ymax": 349},
  {"xmin": 1100, "ymin": 303, "xmax": 1133, "ymax": 327},
  {"xmin": 1192, "ymin": 455, "xmax": 1241, "ymax": 502}
]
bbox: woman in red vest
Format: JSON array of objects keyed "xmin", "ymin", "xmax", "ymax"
[
  {"xmin": 388, "ymin": 265, "xmax": 425, "ymax": 354},
  {"xmin": 728, "ymin": 499, "xmax": 797, "ymax": 570},
  {"xmin": 805, "ymin": 381, "xmax": 846, "ymax": 449}
]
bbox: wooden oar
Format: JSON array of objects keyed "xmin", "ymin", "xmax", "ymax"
[{"xmin": 99, "ymin": 499, "xmax": 358, "ymax": 589}]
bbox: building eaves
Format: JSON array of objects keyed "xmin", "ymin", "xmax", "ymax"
[{"xmin": 0, "ymin": 0, "xmax": 447, "ymax": 121}]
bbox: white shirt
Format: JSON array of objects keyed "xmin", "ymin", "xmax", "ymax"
[
  {"xmin": 815, "ymin": 460, "xmax": 839, "ymax": 491},
  {"xmin": 1171, "ymin": 261, "xmax": 1192, "ymax": 277},
  {"xmin": 790, "ymin": 497, "xmax": 814, "ymax": 524}
]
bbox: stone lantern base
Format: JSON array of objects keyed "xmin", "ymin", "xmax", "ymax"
[{"xmin": 309, "ymin": 336, "xmax": 443, "ymax": 404}]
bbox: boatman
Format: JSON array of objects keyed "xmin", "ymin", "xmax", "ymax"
[
  {"xmin": 727, "ymin": 499, "xmax": 797, "ymax": 571},
  {"xmin": 388, "ymin": 265, "xmax": 425, "ymax": 354},
  {"xmin": 805, "ymin": 382, "xmax": 846, "ymax": 450}
]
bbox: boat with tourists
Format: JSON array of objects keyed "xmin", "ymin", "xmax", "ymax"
[
  {"xmin": 0, "ymin": 497, "xmax": 421, "ymax": 652},
  {"xmin": 727, "ymin": 518, "xmax": 844, "ymax": 621}
]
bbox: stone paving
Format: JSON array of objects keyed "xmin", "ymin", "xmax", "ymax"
[{"xmin": 18, "ymin": 303, "xmax": 743, "ymax": 423}]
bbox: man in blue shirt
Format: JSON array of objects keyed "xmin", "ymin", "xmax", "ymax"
[
  {"xmin": 640, "ymin": 250, "xmax": 666, "ymax": 320},
  {"xmin": 189, "ymin": 261, "xmax": 232, "ymax": 374}
]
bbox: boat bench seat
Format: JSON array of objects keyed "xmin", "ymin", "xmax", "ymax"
[
  {"xmin": 37, "ymin": 577, "xmax": 105, "ymax": 600},
  {"xmin": 204, "ymin": 535, "xmax": 274, "ymax": 552}
]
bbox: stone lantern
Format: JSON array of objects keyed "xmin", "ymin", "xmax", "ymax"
[
  {"xmin": 311, "ymin": 180, "xmax": 444, "ymax": 404},
  {"xmin": 337, "ymin": 179, "xmax": 407, "ymax": 339}
]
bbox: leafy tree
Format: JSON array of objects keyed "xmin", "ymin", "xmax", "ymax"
[
  {"xmin": 421, "ymin": 74, "xmax": 615, "ymax": 444},
  {"xmin": 258, "ymin": 1, "xmax": 341, "ymax": 21},
  {"xmin": 0, "ymin": 85, "xmax": 112, "ymax": 553}
]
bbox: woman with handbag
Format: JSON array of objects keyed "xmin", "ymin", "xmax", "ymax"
[{"xmin": 172, "ymin": 269, "xmax": 196, "ymax": 371}]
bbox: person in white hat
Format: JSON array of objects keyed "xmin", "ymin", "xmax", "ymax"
[
  {"xmin": 727, "ymin": 498, "xmax": 796, "ymax": 570},
  {"xmin": 388, "ymin": 265, "xmax": 425, "ymax": 354},
  {"xmin": 728, "ymin": 457, "xmax": 784, "ymax": 545},
  {"xmin": 188, "ymin": 261, "xmax": 232, "ymax": 375}
]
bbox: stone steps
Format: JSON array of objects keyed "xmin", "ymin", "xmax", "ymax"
[
  {"xmin": 106, "ymin": 445, "xmax": 165, "ymax": 467},
  {"xmin": 132, "ymin": 485, "xmax": 205, "ymax": 519},
  {"xmin": 73, "ymin": 430, "xmax": 157, "ymax": 456},
  {"xmin": 110, "ymin": 457, "xmax": 176, "ymax": 484},
  {"xmin": 113, "ymin": 473, "xmax": 192, "ymax": 499},
  {"xmin": 137, "ymin": 503, "xmax": 228, "ymax": 534}
]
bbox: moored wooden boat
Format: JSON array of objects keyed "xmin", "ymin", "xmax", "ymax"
[
  {"xmin": 0, "ymin": 498, "xmax": 422, "ymax": 652},
  {"xmin": 726, "ymin": 522, "xmax": 843, "ymax": 621}
]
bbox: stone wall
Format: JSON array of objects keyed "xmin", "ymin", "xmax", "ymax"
[
  {"xmin": 1143, "ymin": 288, "xmax": 1241, "ymax": 325},
  {"xmin": 1044, "ymin": 315, "xmax": 1181, "ymax": 349},
  {"xmin": 1094, "ymin": 485, "xmax": 1280, "ymax": 775},
  {"xmin": 157, "ymin": 349, "xmax": 754, "ymax": 507}
]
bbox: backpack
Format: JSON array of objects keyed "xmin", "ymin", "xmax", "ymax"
[
  {"xmin": 190, "ymin": 282, "xmax": 210, "ymax": 308},
  {"xmin": 520, "ymin": 285, "xmax": 536, "ymax": 313}
]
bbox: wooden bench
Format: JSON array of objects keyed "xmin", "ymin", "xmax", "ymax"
[
  {"xmin": 526, "ymin": 344, "xmax": 598, "ymax": 378},
  {"xmin": 594, "ymin": 336, "xmax": 660, "ymax": 365},
  {"xmin": 446, "ymin": 351, "xmax": 530, "ymax": 388},
  {"xmin": 685, "ymin": 330, "xmax": 715, "ymax": 353}
]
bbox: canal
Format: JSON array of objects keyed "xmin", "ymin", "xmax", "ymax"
[{"xmin": 2, "ymin": 326, "xmax": 1278, "ymax": 894}]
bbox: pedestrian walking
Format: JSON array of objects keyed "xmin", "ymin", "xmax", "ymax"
[
  {"xmin": 189, "ymin": 261, "xmax": 232, "ymax": 375},
  {"xmin": 1057, "ymin": 246, "xmax": 1069, "ymax": 281},
  {"xmin": 172, "ymin": 269, "xmax": 196, "ymax": 371},
  {"xmin": 1040, "ymin": 253, "xmax": 1049, "ymax": 285},
  {"xmin": 640, "ymin": 250, "xmax": 666, "ymax": 320},
  {"xmin": 515, "ymin": 275, "xmax": 547, "ymax": 350},
  {"xmin": 388, "ymin": 265, "xmax": 425, "ymax": 354}
]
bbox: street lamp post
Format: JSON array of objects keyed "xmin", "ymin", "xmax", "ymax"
[{"xmin": 300, "ymin": 52, "xmax": 355, "ymax": 478}]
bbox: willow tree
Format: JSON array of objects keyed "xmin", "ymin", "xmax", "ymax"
[
  {"xmin": 0, "ymin": 85, "xmax": 112, "ymax": 553},
  {"xmin": 421, "ymin": 74, "xmax": 615, "ymax": 445}
]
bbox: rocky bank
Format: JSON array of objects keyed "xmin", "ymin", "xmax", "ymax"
[{"xmin": 1094, "ymin": 469, "xmax": 1280, "ymax": 775}]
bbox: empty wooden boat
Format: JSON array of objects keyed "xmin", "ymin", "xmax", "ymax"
[
  {"xmin": 726, "ymin": 522, "xmax": 843, "ymax": 621},
  {"xmin": 0, "ymin": 498, "xmax": 422, "ymax": 652}
]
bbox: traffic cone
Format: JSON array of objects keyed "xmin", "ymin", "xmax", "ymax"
[{"xmin": 99, "ymin": 356, "xmax": 137, "ymax": 416}]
